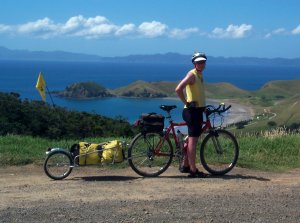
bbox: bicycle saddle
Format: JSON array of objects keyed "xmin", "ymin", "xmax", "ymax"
[{"xmin": 160, "ymin": 105, "xmax": 177, "ymax": 112}]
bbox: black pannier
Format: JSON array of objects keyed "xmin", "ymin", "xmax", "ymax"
[{"xmin": 138, "ymin": 112, "xmax": 165, "ymax": 133}]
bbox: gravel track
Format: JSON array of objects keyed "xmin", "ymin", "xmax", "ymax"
[{"xmin": 0, "ymin": 165, "xmax": 299, "ymax": 223}]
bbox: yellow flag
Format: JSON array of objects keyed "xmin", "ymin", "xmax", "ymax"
[{"xmin": 36, "ymin": 72, "xmax": 46, "ymax": 101}]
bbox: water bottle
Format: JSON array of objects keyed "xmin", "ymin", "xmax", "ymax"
[{"xmin": 177, "ymin": 130, "xmax": 184, "ymax": 150}]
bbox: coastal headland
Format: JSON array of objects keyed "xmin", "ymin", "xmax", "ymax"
[{"xmin": 53, "ymin": 78, "xmax": 300, "ymax": 129}]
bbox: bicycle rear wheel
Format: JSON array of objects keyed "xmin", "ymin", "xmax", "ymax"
[
  {"xmin": 44, "ymin": 150, "xmax": 73, "ymax": 180},
  {"xmin": 128, "ymin": 132, "xmax": 173, "ymax": 177},
  {"xmin": 200, "ymin": 129, "xmax": 239, "ymax": 175}
]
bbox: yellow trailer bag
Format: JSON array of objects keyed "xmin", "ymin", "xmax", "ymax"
[
  {"xmin": 79, "ymin": 142, "xmax": 101, "ymax": 165},
  {"xmin": 101, "ymin": 140, "xmax": 124, "ymax": 163}
]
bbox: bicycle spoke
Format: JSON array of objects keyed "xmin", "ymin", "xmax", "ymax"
[
  {"xmin": 200, "ymin": 130, "xmax": 239, "ymax": 175},
  {"xmin": 128, "ymin": 132, "xmax": 173, "ymax": 177},
  {"xmin": 138, "ymin": 157, "xmax": 150, "ymax": 166},
  {"xmin": 44, "ymin": 151, "xmax": 73, "ymax": 180}
]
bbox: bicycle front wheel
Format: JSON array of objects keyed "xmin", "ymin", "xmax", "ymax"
[
  {"xmin": 128, "ymin": 132, "xmax": 173, "ymax": 177},
  {"xmin": 44, "ymin": 150, "xmax": 73, "ymax": 180},
  {"xmin": 200, "ymin": 129, "xmax": 239, "ymax": 175}
]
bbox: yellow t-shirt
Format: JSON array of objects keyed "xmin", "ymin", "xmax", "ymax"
[{"xmin": 185, "ymin": 68, "xmax": 206, "ymax": 108}]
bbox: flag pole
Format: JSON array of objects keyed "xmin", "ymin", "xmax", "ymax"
[{"xmin": 46, "ymin": 86, "xmax": 55, "ymax": 107}]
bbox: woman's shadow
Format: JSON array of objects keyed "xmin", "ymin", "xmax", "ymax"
[
  {"xmin": 159, "ymin": 174, "xmax": 270, "ymax": 181},
  {"xmin": 71, "ymin": 175, "xmax": 140, "ymax": 181}
]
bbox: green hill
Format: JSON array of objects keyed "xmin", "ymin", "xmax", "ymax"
[
  {"xmin": 246, "ymin": 78, "xmax": 300, "ymax": 106},
  {"xmin": 112, "ymin": 80, "xmax": 173, "ymax": 98},
  {"xmin": 148, "ymin": 81, "xmax": 179, "ymax": 97},
  {"xmin": 233, "ymin": 78, "xmax": 300, "ymax": 131},
  {"xmin": 255, "ymin": 78, "xmax": 300, "ymax": 99},
  {"xmin": 54, "ymin": 79, "xmax": 299, "ymax": 108},
  {"xmin": 113, "ymin": 80, "xmax": 250, "ymax": 99},
  {"xmin": 272, "ymin": 94, "xmax": 300, "ymax": 126},
  {"xmin": 205, "ymin": 82, "xmax": 250, "ymax": 99},
  {"xmin": 56, "ymin": 80, "xmax": 254, "ymax": 100}
]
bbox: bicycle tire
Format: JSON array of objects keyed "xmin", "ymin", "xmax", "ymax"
[
  {"xmin": 200, "ymin": 129, "xmax": 239, "ymax": 175},
  {"xmin": 128, "ymin": 132, "xmax": 173, "ymax": 177},
  {"xmin": 44, "ymin": 150, "xmax": 73, "ymax": 180}
]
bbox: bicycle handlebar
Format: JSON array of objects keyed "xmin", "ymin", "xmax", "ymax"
[{"xmin": 205, "ymin": 104, "xmax": 231, "ymax": 116}]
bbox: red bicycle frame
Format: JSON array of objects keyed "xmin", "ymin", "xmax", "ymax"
[{"xmin": 155, "ymin": 112, "xmax": 212, "ymax": 156}]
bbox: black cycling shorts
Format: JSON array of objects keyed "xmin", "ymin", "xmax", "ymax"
[{"xmin": 182, "ymin": 107, "xmax": 205, "ymax": 137}]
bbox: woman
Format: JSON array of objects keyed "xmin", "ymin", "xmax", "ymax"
[{"xmin": 175, "ymin": 52, "xmax": 208, "ymax": 178}]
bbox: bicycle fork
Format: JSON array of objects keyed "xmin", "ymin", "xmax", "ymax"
[{"xmin": 210, "ymin": 131, "xmax": 223, "ymax": 154}]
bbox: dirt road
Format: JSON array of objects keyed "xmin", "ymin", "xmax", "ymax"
[{"xmin": 0, "ymin": 165, "xmax": 299, "ymax": 223}]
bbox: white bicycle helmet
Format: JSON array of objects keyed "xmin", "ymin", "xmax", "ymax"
[{"xmin": 192, "ymin": 52, "xmax": 207, "ymax": 63}]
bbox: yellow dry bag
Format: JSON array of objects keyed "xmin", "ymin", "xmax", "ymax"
[
  {"xmin": 79, "ymin": 142, "xmax": 101, "ymax": 165},
  {"xmin": 101, "ymin": 140, "xmax": 124, "ymax": 163}
]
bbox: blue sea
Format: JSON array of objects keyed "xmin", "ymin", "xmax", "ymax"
[{"xmin": 1, "ymin": 60, "xmax": 300, "ymax": 123}]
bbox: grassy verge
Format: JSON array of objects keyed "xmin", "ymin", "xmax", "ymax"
[
  {"xmin": 0, "ymin": 131, "xmax": 300, "ymax": 172},
  {"xmin": 236, "ymin": 129, "xmax": 300, "ymax": 171},
  {"xmin": 0, "ymin": 135, "xmax": 128, "ymax": 166}
]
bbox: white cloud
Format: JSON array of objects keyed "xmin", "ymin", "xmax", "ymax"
[
  {"xmin": 138, "ymin": 21, "xmax": 168, "ymax": 38},
  {"xmin": 264, "ymin": 25, "xmax": 300, "ymax": 38},
  {"xmin": 0, "ymin": 16, "xmax": 174, "ymax": 39},
  {"xmin": 2, "ymin": 15, "xmax": 299, "ymax": 43},
  {"xmin": 291, "ymin": 24, "xmax": 300, "ymax": 34},
  {"xmin": 264, "ymin": 33, "xmax": 272, "ymax": 39},
  {"xmin": 88, "ymin": 24, "xmax": 117, "ymax": 35},
  {"xmin": 17, "ymin": 18, "xmax": 57, "ymax": 38},
  {"xmin": 0, "ymin": 16, "xmax": 259, "ymax": 40},
  {"xmin": 273, "ymin": 28, "xmax": 286, "ymax": 34},
  {"xmin": 0, "ymin": 24, "xmax": 11, "ymax": 33},
  {"xmin": 115, "ymin": 24, "xmax": 136, "ymax": 36},
  {"xmin": 169, "ymin": 28, "xmax": 199, "ymax": 39},
  {"xmin": 86, "ymin": 16, "xmax": 108, "ymax": 26},
  {"xmin": 61, "ymin": 15, "xmax": 85, "ymax": 33},
  {"xmin": 264, "ymin": 28, "xmax": 286, "ymax": 38},
  {"xmin": 211, "ymin": 24, "xmax": 252, "ymax": 39},
  {"xmin": 60, "ymin": 15, "xmax": 114, "ymax": 37}
]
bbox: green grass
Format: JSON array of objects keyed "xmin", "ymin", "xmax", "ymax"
[
  {"xmin": 0, "ymin": 135, "xmax": 128, "ymax": 166},
  {"xmin": 236, "ymin": 132, "xmax": 300, "ymax": 171},
  {"xmin": 1, "ymin": 132, "xmax": 300, "ymax": 172}
]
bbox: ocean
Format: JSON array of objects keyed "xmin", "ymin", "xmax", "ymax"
[{"xmin": 1, "ymin": 60, "xmax": 300, "ymax": 123}]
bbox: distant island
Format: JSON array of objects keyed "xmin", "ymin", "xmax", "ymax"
[
  {"xmin": 53, "ymin": 82, "xmax": 114, "ymax": 99},
  {"xmin": 1, "ymin": 46, "xmax": 300, "ymax": 66}
]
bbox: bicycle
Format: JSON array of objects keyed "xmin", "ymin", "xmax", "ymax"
[{"xmin": 128, "ymin": 104, "xmax": 239, "ymax": 177}]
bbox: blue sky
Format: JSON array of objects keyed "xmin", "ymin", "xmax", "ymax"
[{"xmin": 1, "ymin": 0, "xmax": 300, "ymax": 58}]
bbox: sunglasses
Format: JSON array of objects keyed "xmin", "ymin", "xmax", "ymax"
[{"xmin": 195, "ymin": 61, "xmax": 206, "ymax": 65}]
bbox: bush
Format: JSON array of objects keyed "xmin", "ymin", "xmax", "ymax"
[
  {"xmin": 288, "ymin": 123, "xmax": 300, "ymax": 131},
  {"xmin": 0, "ymin": 92, "xmax": 134, "ymax": 139},
  {"xmin": 267, "ymin": 121, "xmax": 277, "ymax": 127}
]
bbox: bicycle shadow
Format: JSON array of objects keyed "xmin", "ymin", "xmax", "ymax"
[{"xmin": 70, "ymin": 175, "xmax": 140, "ymax": 182}]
